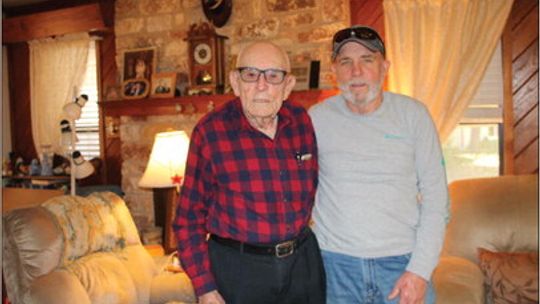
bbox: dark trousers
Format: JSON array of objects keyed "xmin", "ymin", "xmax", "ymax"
[{"xmin": 209, "ymin": 229, "xmax": 326, "ymax": 304}]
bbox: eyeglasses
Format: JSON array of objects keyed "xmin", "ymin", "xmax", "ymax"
[{"xmin": 237, "ymin": 67, "xmax": 288, "ymax": 85}]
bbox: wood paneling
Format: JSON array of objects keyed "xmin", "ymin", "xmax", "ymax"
[
  {"xmin": 511, "ymin": 4, "xmax": 538, "ymax": 60},
  {"xmin": 350, "ymin": 0, "xmax": 385, "ymax": 39},
  {"xmin": 513, "ymin": 72, "xmax": 538, "ymax": 122},
  {"xmin": 512, "ymin": 41, "xmax": 538, "ymax": 91},
  {"xmin": 509, "ymin": 0, "xmax": 538, "ymax": 29},
  {"xmin": 513, "ymin": 106, "xmax": 538, "ymax": 153},
  {"xmin": 503, "ymin": 0, "xmax": 539, "ymax": 175},
  {"xmin": 2, "ymin": 3, "xmax": 106, "ymax": 44},
  {"xmin": 7, "ymin": 43, "xmax": 36, "ymax": 161},
  {"xmin": 515, "ymin": 138, "xmax": 539, "ymax": 174}
]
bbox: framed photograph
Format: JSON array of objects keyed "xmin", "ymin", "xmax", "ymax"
[
  {"xmin": 121, "ymin": 79, "xmax": 150, "ymax": 100},
  {"xmin": 122, "ymin": 47, "xmax": 156, "ymax": 82},
  {"xmin": 150, "ymin": 72, "xmax": 177, "ymax": 98},
  {"xmin": 291, "ymin": 62, "xmax": 311, "ymax": 91}
]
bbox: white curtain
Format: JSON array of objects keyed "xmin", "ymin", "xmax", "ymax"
[
  {"xmin": 29, "ymin": 33, "xmax": 91, "ymax": 156},
  {"xmin": 383, "ymin": 0, "xmax": 513, "ymax": 141}
]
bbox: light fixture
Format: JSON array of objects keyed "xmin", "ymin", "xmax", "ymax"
[{"xmin": 138, "ymin": 130, "xmax": 190, "ymax": 252}]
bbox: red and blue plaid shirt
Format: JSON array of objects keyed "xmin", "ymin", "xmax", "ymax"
[{"xmin": 173, "ymin": 98, "xmax": 318, "ymax": 296}]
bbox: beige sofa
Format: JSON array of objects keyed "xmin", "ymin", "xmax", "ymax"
[
  {"xmin": 433, "ymin": 174, "xmax": 538, "ymax": 304},
  {"xmin": 2, "ymin": 191, "xmax": 196, "ymax": 304}
]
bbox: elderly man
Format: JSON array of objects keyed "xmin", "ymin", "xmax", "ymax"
[
  {"xmin": 173, "ymin": 41, "xmax": 325, "ymax": 304},
  {"xmin": 309, "ymin": 25, "xmax": 449, "ymax": 304}
]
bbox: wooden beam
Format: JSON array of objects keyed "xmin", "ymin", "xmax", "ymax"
[{"xmin": 2, "ymin": 3, "xmax": 107, "ymax": 44}]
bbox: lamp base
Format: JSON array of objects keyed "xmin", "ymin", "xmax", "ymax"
[{"xmin": 152, "ymin": 187, "xmax": 177, "ymax": 253}]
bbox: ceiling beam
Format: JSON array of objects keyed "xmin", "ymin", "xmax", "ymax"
[{"xmin": 2, "ymin": 3, "xmax": 107, "ymax": 44}]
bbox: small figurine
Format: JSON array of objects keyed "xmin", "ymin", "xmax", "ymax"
[
  {"xmin": 29, "ymin": 159, "xmax": 41, "ymax": 176},
  {"xmin": 14, "ymin": 157, "xmax": 28, "ymax": 176},
  {"xmin": 60, "ymin": 119, "xmax": 74, "ymax": 147},
  {"xmin": 2, "ymin": 158, "xmax": 12, "ymax": 176},
  {"xmin": 62, "ymin": 94, "xmax": 88, "ymax": 121}
]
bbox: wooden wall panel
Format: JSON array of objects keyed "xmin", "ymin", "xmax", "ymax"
[
  {"xmin": 513, "ymin": 107, "xmax": 538, "ymax": 153},
  {"xmin": 511, "ymin": 4, "xmax": 538, "ymax": 60},
  {"xmin": 7, "ymin": 43, "xmax": 37, "ymax": 161},
  {"xmin": 350, "ymin": 0, "xmax": 385, "ymax": 39},
  {"xmin": 509, "ymin": 0, "xmax": 538, "ymax": 29},
  {"xmin": 514, "ymin": 138, "xmax": 538, "ymax": 174},
  {"xmin": 511, "ymin": 42, "xmax": 538, "ymax": 90},
  {"xmin": 513, "ymin": 73, "xmax": 538, "ymax": 120},
  {"xmin": 503, "ymin": 0, "xmax": 539, "ymax": 175}
]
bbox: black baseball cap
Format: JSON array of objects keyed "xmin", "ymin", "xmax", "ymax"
[{"xmin": 332, "ymin": 25, "xmax": 385, "ymax": 60}]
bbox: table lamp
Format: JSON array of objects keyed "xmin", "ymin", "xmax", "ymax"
[{"xmin": 138, "ymin": 130, "xmax": 190, "ymax": 252}]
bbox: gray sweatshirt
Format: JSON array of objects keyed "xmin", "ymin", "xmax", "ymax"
[{"xmin": 309, "ymin": 92, "xmax": 449, "ymax": 280}]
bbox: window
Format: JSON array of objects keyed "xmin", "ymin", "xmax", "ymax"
[
  {"xmin": 75, "ymin": 40, "xmax": 100, "ymax": 159},
  {"xmin": 443, "ymin": 42, "xmax": 503, "ymax": 183}
]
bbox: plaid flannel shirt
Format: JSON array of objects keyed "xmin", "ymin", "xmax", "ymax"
[{"xmin": 173, "ymin": 98, "xmax": 318, "ymax": 296}]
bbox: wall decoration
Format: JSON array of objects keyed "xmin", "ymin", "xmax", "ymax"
[
  {"xmin": 291, "ymin": 62, "xmax": 311, "ymax": 91},
  {"xmin": 150, "ymin": 72, "xmax": 177, "ymax": 98},
  {"xmin": 121, "ymin": 79, "xmax": 150, "ymax": 99},
  {"xmin": 122, "ymin": 47, "xmax": 156, "ymax": 82}
]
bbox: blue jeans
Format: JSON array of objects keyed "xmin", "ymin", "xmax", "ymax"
[{"xmin": 322, "ymin": 250, "xmax": 435, "ymax": 304}]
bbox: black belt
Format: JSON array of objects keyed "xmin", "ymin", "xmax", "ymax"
[{"xmin": 210, "ymin": 228, "xmax": 311, "ymax": 258}]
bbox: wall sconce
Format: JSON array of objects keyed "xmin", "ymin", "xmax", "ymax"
[{"xmin": 138, "ymin": 130, "xmax": 190, "ymax": 252}]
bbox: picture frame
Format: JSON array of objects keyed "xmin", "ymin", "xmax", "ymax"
[
  {"xmin": 121, "ymin": 79, "xmax": 150, "ymax": 100},
  {"xmin": 122, "ymin": 47, "xmax": 156, "ymax": 82},
  {"xmin": 150, "ymin": 72, "xmax": 177, "ymax": 98},
  {"xmin": 290, "ymin": 62, "xmax": 311, "ymax": 91}
]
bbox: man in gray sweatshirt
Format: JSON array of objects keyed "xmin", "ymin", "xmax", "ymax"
[{"xmin": 309, "ymin": 25, "xmax": 449, "ymax": 304}]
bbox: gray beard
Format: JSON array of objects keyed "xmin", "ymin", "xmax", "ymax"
[{"xmin": 340, "ymin": 81, "xmax": 381, "ymax": 106}]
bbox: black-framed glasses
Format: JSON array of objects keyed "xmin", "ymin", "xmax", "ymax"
[{"xmin": 237, "ymin": 67, "xmax": 288, "ymax": 85}]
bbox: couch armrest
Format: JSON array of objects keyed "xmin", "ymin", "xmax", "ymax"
[
  {"xmin": 150, "ymin": 272, "xmax": 196, "ymax": 304},
  {"xmin": 432, "ymin": 256, "xmax": 485, "ymax": 304},
  {"xmin": 24, "ymin": 270, "xmax": 91, "ymax": 304}
]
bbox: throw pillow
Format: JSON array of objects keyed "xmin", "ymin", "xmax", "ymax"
[{"xmin": 478, "ymin": 248, "xmax": 538, "ymax": 304}]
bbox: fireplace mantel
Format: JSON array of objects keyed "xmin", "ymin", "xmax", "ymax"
[
  {"xmin": 98, "ymin": 89, "xmax": 338, "ymax": 185},
  {"xmin": 99, "ymin": 89, "xmax": 338, "ymax": 117}
]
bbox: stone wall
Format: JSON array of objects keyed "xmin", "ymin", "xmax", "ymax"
[{"xmin": 114, "ymin": 0, "xmax": 350, "ymax": 234}]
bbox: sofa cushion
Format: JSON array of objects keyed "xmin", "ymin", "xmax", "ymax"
[
  {"xmin": 24, "ymin": 270, "xmax": 91, "ymax": 304},
  {"xmin": 42, "ymin": 191, "xmax": 140, "ymax": 264},
  {"xmin": 65, "ymin": 251, "xmax": 138, "ymax": 303},
  {"xmin": 432, "ymin": 256, "xmax": 485, "ymax": 304},
  {"xmin": 443, "ymin": 175, "xmax": 538, "ymax": 263},
  {"xmin": 478, "ymin": 248, "xmax": 538, "ymax": 304},
  {"xmin": 3, "ymin": 206, "xmax": 64, "ymax": 304}
]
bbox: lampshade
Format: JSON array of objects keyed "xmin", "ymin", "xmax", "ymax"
[
  {"xmin": 139, "ymin": 130, "xmax": 190, "ymax": 188},
  {"xmin": 71, "ymin": 150, "xmax": 94, "ymax": 179}
]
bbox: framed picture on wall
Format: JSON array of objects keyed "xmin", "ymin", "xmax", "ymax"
[
  {"xmin": 290, "ymin": 62, "xmax": 311, "ymax": 91},
  {"xmin": 121, "ymin": 79, "xmax": 150, "ymax": 100},
  {"xmin": 122, "ymin": 47, "xmax": 156, "ymax": 82},
  {"xmin": 150, "ymin": 72, "xmax": 177, "ymax": 98}
]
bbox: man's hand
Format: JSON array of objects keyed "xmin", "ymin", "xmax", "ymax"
[
  {"xmin": 387, "ymin": 271, "xmax": 427, "ymax": 304},
  {"xmin": 199, "ymin": 290, "xmax": 226, "ymax": 304}
]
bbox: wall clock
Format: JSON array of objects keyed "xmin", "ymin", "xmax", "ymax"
[{"xmin": 186, "ymin": 22, "xmax": 228, "ymax": 95}]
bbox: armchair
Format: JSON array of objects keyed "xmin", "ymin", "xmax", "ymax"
[
  {"xmin": 433, "ymin": 174, "xmax": 538, "ymax": 303},
  {"xmin": 2, "ymin": 191, "xmax": 196, "ymax": 304}
]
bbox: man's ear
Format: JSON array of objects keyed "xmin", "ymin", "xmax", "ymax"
[
  {"xmin": 229, "ymin": 70, "xmax": 241, "ymax": 97},
  {"xmin": 282, "ymin": 75, "xmax": 297, "ymax": 100}
]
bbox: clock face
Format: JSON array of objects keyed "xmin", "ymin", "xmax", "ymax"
[{"xmin": 194, "ymin": 43, "xmax": 212, "ymax": 65}]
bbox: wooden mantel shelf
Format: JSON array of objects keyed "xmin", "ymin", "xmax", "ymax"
[{"xmin": 99, "ymin": 89, "xmax": 339, "ymax": 117}]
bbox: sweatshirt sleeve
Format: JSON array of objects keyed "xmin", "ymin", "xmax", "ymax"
[{"xmin": 406, "ymin": 103, "xmax": 450, "ymax": 280}]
